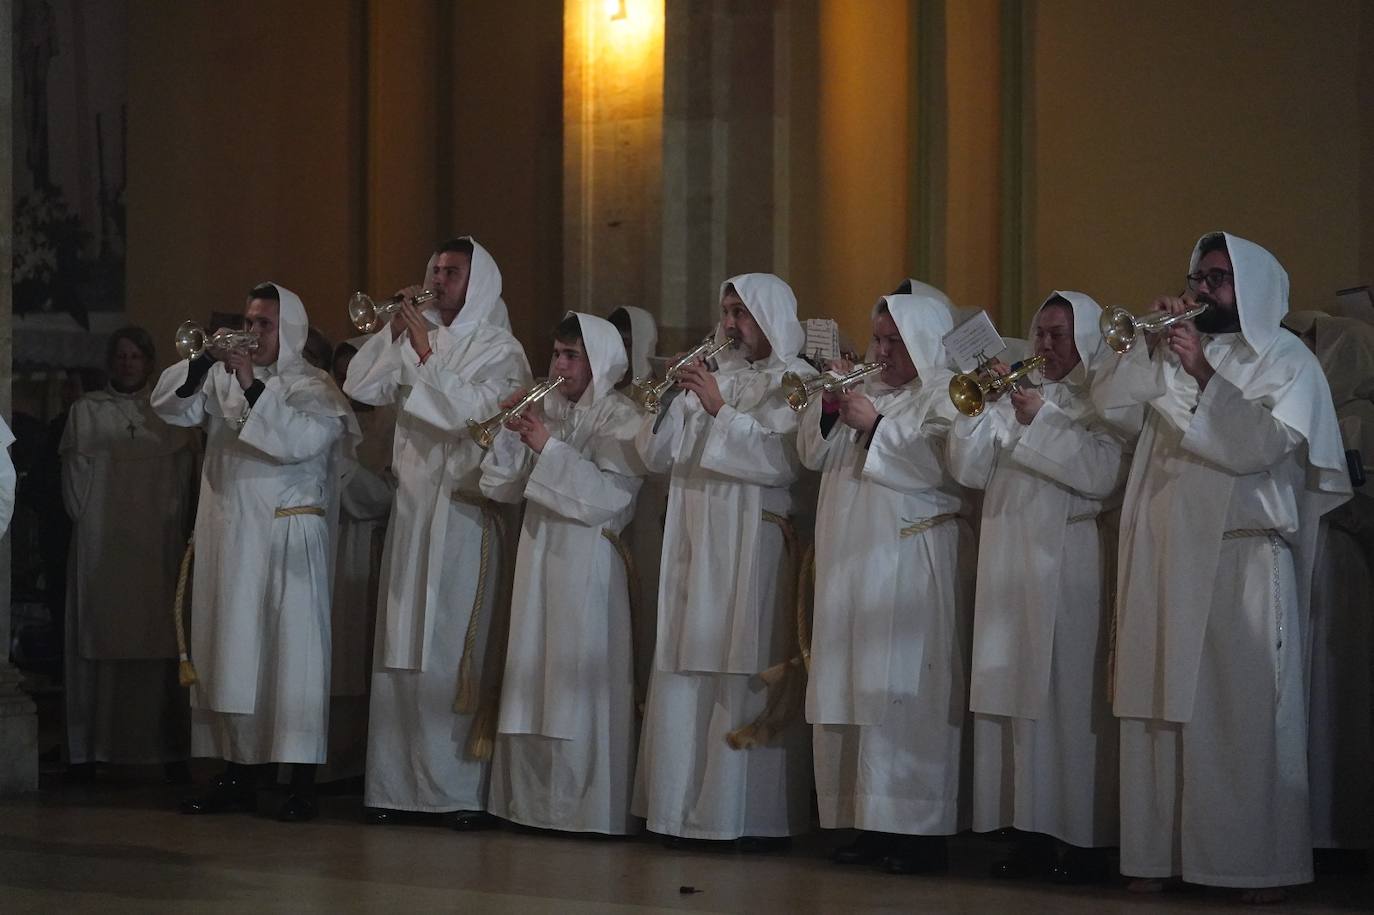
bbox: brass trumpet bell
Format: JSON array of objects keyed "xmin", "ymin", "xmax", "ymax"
[
  {"xmin": 948, "ymin": 354, "xmax": 1046, "ymax": 417},
  {"xmin": 1100, "ymin": 302, "xmax": 1209, "ymax": 355},
  {"xmin": 631, "ymin": 335, "xmax": 736, "ymax": 414},
  {"xmin": 174, "ymin": 321, "xmax": 259, "ymax": 361},
  {"xmin": 466, "ymin": 376, "xmax": 568, "ymax": 450},
  {"xmin": 781, "ymin": 362, "xmax": 886, "ymax": 413},
  {"xmin": 348, "ymin": 289, "xmax": 438, "ymax": 333}
]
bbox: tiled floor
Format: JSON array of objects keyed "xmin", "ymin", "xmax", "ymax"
[{"xmin": 1, "ymin": 774, "xmax": 1368, "ymax": 913}]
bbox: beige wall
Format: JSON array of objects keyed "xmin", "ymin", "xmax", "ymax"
[
  {"xmin": 125, "ymin": 0, "xmax": 564, "ymax": 366},
  {"xmin": 1027, "ymin": 0, "xmax": 1369, "ymax": 314}
]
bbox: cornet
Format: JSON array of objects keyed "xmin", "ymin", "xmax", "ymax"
[
  {"xmin": 781, "ymin": 362, "xmax": 886, "ymax": 413},
  {"xmin": 1099, "ymin": 301, "xmax": 1210, "ymax": 355},
  {"xmin": 347, "ymin": 289, "xmax": 439, "ymax": 334},
  {"xmin": 174, "ymin": 321, "xmax": 260, "ymax": 361},
  {"xmin": 466, "ymin": 376, "xmax": 568, "ymax": 450},
  {"xmin": 948, "ymin": 354, "xmax": 1046, "ymax": 417},
  {"xmin": 631, "ymin": 335, "xmax": 737, "ymax": 414}
]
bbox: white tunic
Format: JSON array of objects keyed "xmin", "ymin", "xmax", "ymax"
[
  {"xmin": 947, "ymin": 379, "xmax": 1126, "ymax": 847},
  {"xmin": 801, "ymin": 375, "xmax": 973, "ymax": 835},
  {"xmin": 347, "ymin": 313, "xmax": 531, "ymax": 812},
  {"xmin": 323, "ymin": 404, "xmax": 397, "ymax": 780},
  {"xmin": 482, "ymin": 382, "xmax": 644, "ymax": 834},
  {"xmin": 632, "ymin": 357, "xmax": 815, "ymax": 839},
  {"xmin": 1099, "ymin": 334, "xmax": 1348, "ymax": 886},
  {"xmin": 61, "ymin": 388, "xmax": 198, "ymax": 764},
  {"xmin": 151, "ymin": 359, "xmax": 349, "ymax": 765}
]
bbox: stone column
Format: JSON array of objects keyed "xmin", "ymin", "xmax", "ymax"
[
  {"xmin": 0, "ymin": 0, "xmax": 40, "ymax": 796},
  {"xmin": 659, "ymin": 0, "xmax": 786, "ymax": 351}
]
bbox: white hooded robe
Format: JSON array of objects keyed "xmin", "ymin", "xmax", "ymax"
[
  {"xmin": 1094, "ymin": 234, "xmax": 1351, "ymax": 887},
  {"xmin": 482, "ymin": 313, "xmax": 645, "ymax": 834},
  {"xmin": 801, "ymin": 294, "xmax": 975, "ymax": 835},
  {"xmin": 632, "ymin": 274, "xmax": 815, "ymax": 840}
]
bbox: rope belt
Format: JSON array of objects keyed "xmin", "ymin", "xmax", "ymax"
[
  {"xmin": 727, "ymin": 512, "xmax": 807, "ymax": 751},
  {"xmin": 1068, "ymin": 511, "xmax": 1098, "ymax": 524},
  {"xmin": 1222, "ymin": 527, "xmax": 1279, "ymax": 540},
  {"xmin": 172, "ymin": 505, "xmax": 329, "ymax": 688},
  {"xmin": 600, "ymin": 528, "xmax": 647, "ymax": 715},
  {"xmin": 449, "ymin": 491, "xmax": 503, "ymax": 719},
  {"xmin": 274, "ymin": 505, "xmax": 326, "ymax": 518},
  {"xmin": 898, "ymin": 512, "xmax": 959, "ymax": 538},
  {"xmin": 1223, "ymin": 528, "xmax": 1286, "ymax": 686}
]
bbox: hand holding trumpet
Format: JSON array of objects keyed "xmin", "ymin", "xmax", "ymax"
[
  {"xmin": 1157, "ymin": 295, "xmax": 1214, "ymax": 390},
  {"xmin": 677, "ymin": 359, "xmax": 725, "ymax": 416},
  {"xmin": 500, "ymin": 389, "xmax": 552, "ymax": 453}
]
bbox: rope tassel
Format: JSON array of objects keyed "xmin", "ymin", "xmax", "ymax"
[{"xmin": 172, "ymin": 535, "xmax": 198, "ymax": 687}]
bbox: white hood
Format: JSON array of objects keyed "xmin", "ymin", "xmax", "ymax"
[
  {"xmin": 713, "ymin": 273, "xmax": 804, "ymax": 370},
  {"xmin": 1030, "ymin": 290, "xmax": 1107, "ymax": 380},
  {"xmin": 562, "ymin": 311, "xmax": 629, "ymax": 407},
  {"xmin": 610, "ymin": 305, "xmax": 658, "ymax": 381},
  {"xmin": 422, "ymin": 236, "xmax": 512, "ymax": 330},
  {"xmin": 874, "ymin": 293, "xmax": 955, "ymax": 380}
]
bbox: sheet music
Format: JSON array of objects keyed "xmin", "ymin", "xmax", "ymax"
[
  {"xmin": 804, "ymin": 319, "xmax": 840, "ymax": 362},
  {"xmin": 941, "ymin": 310, "xmax": 1005, "ymax": 372}
]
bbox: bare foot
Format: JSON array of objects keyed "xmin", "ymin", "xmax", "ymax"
[
  {"xmin": 1127, "ymin": 878, "xmax": 1164, "ymax": 893},
  {"xmin": 1240, "ymin": 887, "xmax": 1286, "ymax": 905}
]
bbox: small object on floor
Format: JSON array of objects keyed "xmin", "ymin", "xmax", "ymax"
[
  {"xmin": 832, "ymin": 831, "xmax": 893, "ymax": 866},
  {"xmin": 736, "ymin": 836, "xmax": 791, "ymax": 854},
  {"xmin": 276, "ymin": 793, "xmax": 318, "ymax": 823},
  {"xmin": 450, "ymin": 810, "xmax": 500, "ymax": 831},
  {"xmin": 678, "ymin": 886, "xmax": 701, "ymax": 895},
  {"xmin": 881, "ymin": 836, "xmax": 948, "ymax": 876}
]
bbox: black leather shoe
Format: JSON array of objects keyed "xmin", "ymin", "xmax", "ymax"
[
  {"xmin": 450, "ymin": 810, "xmax": 500, "ymax": 831},
  {"xmin": 364, "ymin": 807, "xmax": 396, "ymax": 825},
  {"xmin": 1048, "ymin": 847, "xmax": 1111, "ymax": 884},
  {"xmin": 163, "ymin": 761, "xmax": 192, "ymax": 786},
  {"xmin": 181, "ymin": 774, "xmax": 255, "ymax": 815},
  {"xmin": 833, "ymin": 832, "xmax": 892, "ymax": 866},
  {"xmin": 991, "ymin": 836, "xmax": 1054, "ymax": 880},
  {"xmin": 276, "ymin": 793, "xmax": 318, "ymax": 823},
  {"xmin": 882, "ymin": 836, "xmax": 949, "ymax": 875},
  {"xmin": 737, "ymin": 836, "xmax": 791, "ymax": 854}
]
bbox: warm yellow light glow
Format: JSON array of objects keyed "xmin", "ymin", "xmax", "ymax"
[{"xmin": 605, "ymin": 0, "xmax": 627, "ymax": 21}]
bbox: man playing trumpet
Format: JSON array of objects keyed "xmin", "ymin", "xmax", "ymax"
[
  {"xmin": 1093, "ymin": 233, "xmax": 1350, "ymax": 901},
  {"xmin": 801, "ymin": 292, "xmax": 974, "ymax": 875},
  {"xmin": 947, "ymin": 293, "xmax": 1132, "ymax": 882},
  {"xmin": 344, "ymin": 237, "xmax": 531, "ymax": 828},
  {"xmin": 633, "ymin": 274, "xmax": 814, "ymax": 848},
  {"xmin": 152, "ymin": 284, "xmax": 359, "ymax": 821},
  {"xmin": 479, "ymin": 313, "xmax": 646, "ymax": 834}
]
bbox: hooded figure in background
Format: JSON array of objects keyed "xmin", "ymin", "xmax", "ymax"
[
  {"xmin": 608, "ymin": 305, "xmax": 666, "ymax": 710},
  {"xmin": 800, "ymin": 293, "xmax": 976, "ymax": 873},
  {"xmin": 344, "ymin": 236, "xmax": 532, "ymax": 826},
  {"xmin": 152, "ymin": 282, "xmax": 360, "ymax": 822},
  {"xmin": 947, "ymin": 291, "xmax": 1135, "ymax": 880},
  {"xmin": 479, "ymin": 312, "xmax": 646, "ymax": 834},
  {"xmin": 633, "ymin": 273, "xmax": 814, "ymax": 845},
  {"xmin": 1092, "ymin": 233, "xmax": 1350, "ymax": 896},
  {"xmin": 1280, "ymin": 310, "xmax": 1374, "ymax": 857}
]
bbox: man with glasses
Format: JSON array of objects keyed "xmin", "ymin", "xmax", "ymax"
[{"xmin": 1092, "ymin": 233, "xmax": 1351, "ymax": 901}]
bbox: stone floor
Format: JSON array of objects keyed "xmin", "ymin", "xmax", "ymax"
[{"xmin": 1, "ymin": 771, "xmax": 1369, "ymax": 914}]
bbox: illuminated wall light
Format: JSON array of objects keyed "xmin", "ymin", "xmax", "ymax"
[{"xmin": 606, "ymin": 0, "xmax": 627, "ymax": 21}]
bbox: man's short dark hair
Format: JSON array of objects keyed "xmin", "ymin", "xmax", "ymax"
[
  {"xmin": 1197, "ymin": 232, "xmax": 1228, "ymax": 259},
  {"xmin": 876, "ymin": 299, "xmax": 890, "ymax": 316},
  {"xmin": 106, "ymin": 325, "xmax": 156, "ymax": 370},
  {"xmin": 1042, "ymin": 294, "xmax": 1073, "ymax": 312},
  {"xmin": 607, "ymin": 307, "xmax": 633, "ymax": 337},
  {"xmin": 436, "ymin": 237, "xmax": 475, "ymax": 258},
  {"xmin": 891, "ymin": 279, "xmax": 912, "ymax": 295},
  {"xmin": 554, "ymin": 314, "xmax": 583, "ymax": 345},
  {"xmin": 248, "ymin": 282, "xmax": 280, "ymax": 302}
]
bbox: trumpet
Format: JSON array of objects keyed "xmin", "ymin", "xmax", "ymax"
[
  {"xmin": 781, "ymin": 362, "xmax": 886, "ymax": 413},
  {"xmin": 347, "ymin": 289, "xmax": 439, "ymax": 333},
  {"xmin": 949, "ymin": 354, "xmax": 1046, "ymax": 417},
  {"xmin": 631, "ymin": 335, "xmax": 737, "ymax": 414},
  {"xmin": 1100, "ymin": 301, "xmax": 1210, "ymax": 355},
  {"xmin": 466, "ymin": 376, "xmax": 568, "ymax": 450},
  {"xmin": 174, "ymin": 321, "xmax": 260, "ymax": 361}
]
